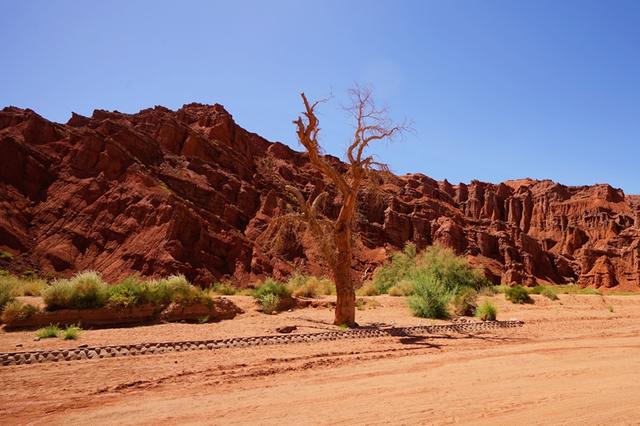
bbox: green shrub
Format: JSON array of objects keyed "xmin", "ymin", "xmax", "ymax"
[
  {"xmin": 451, "ymin": 287, "xmax": 478, "ymax": 316},
  {"xmin": 0, "ymin": 251, "xmax": 13, "ymax": 261},
  {"xmin": 43, "ymin": 271, "xmax": 108, "ymax": 310},
  {"xmin": 1, "ymin": 300, "xmax": 40, "ymax": 323},
  {"xmin": 107, "ymin": 277, "xmax": 151, "ymax": 307},
  {"xmin": 147, "ymin": 275, "xmax": 208, "ymax": 305},
  {"xmin": 258, "ymin": 293, "xmax": 280, "ymax": 314},
  {"xmin": 42, "ymin": 279, "xmax": 75, "ymax": 310},
  {"xmin": 475, "ymin": 300, "xmax": 497, "ymax": 321},
  {"xmin": 372, "ymin": 243, "xmax": 417, "ymax": 294},
  {"xmin": 62, "ymin": 325, "xmax": 81, "ymax": 340},
  {"xmin": 540, "ymin": 286, "xmax": 559, "ymax": 301},
  {"xmin": 0, "ymin": 279, "xmax": 16, "ymax": 310},
  {"xmin": 209, "ymin": 281, "xmax": 237, "ymax": 295},
  {"xmin": 505, "ymin": 285, "xmax": 532, "ymax": 304},
  {"xmin": 252, "ymin": 278, "xmax": 290, "ymax": 300},
  {"xmin": 372, "ymin": 243, "xmax": 490, "ymax": 298},
  {"xmin": 286, "ymin": 274, "xmax": 334, "ymax": 297},
  {"xmin": 417, "ymin": 245, "xmax": 490, "ymax": 291},
  {"xmin": 68, "ymin": 271, "xmax": 108, "ymax": 308},
  {"xmin": 252, "ymin": 278, "xmax": 290, "ymax": 314},
  {"xmin": 388, "ymin": 280, "xmax": 414, "ymax": 297},
  {"xmin": 408, "ymin": 276, "xmax": 452, "ymax": 319},
  {"xmin": 608, "ymin": 305, "xmax": 614, "ymax": 313},
  {"xmin": 36, "ymin": 324, "xmax": 61, "ymax": 339}
]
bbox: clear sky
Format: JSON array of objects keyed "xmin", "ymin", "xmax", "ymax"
[{"xmin": 2, "ymin": 1, "xmax": 639, "ymax": 194}]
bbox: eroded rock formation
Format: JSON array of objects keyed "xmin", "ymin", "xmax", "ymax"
[{"xmin": 0, "ymin": 104, "xmax": 638, "ymax": 290}]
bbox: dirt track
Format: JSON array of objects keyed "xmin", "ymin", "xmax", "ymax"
[{"xmin": 1, "ymin": 294, "xmax": 640, "ymax": 425}]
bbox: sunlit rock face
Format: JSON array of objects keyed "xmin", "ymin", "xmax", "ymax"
[{"xmin": 0, "ymin": 104, "xmax": 638, "ymax": 290}]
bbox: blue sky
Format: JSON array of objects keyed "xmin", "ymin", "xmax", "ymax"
[{"xmin": 2, "ymin": 0, "xmax": 639, "ymax": 193}]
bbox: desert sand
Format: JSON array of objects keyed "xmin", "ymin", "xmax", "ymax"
[{"xmin": 1, "ymin": 294, "xmax": 640, "ymax": 425}]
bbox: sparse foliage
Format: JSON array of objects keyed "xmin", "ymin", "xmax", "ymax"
[
  {"xmin": 286, "ymin": 274, "xmax": 335, "ymax": 297},
  {"xmin": 1, "ymin": 300, "xmax": 40, "ymax": 323}
]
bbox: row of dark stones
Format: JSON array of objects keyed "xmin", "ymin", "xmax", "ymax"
[{"xmin": 0, "ymin": 320, "xmax": 524, "ymax": 367}]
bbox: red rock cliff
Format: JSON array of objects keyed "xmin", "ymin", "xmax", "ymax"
[{"xmin": 0, "ymin": 104, "xmax": 638, "ymax": 290}]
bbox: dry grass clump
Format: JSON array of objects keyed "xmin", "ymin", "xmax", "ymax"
[
  {"xmin": 1, "ymin": 300, "xmax": 41, "ymax": 323},
  {"xmin": 0, "ymin": 273, "xmax": 47, "ymax": 312},
  {"xmin": 208, "ymin": 281, "xmax": 237, "ymax": 295},
  {"xmin": 356, "ymin": 281, "xmax": 379, "ymax": 296},
  {"xmin": 287, "ymin": 274, "xmax": 334, "ymax": 297},
  {"xmin": 388, "ymin": 280, "xmax": 413, "ymax": 297},
  {"xmin": 355, "ymin": 298, "xmax": 382, "ymax": 311}
]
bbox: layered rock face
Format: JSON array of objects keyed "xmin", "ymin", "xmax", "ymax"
[{"xmin": 0, "ymin": 104, "xmax": 638, "ymax": 290}]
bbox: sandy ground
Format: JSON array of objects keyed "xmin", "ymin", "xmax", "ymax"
[{"xmin": 1, "ymin": 293, "xmax": 640, "ymax": 425}]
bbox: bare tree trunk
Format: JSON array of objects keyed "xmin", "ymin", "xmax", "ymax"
[{"xmin": 333, "ymin": 220, "xmax": 356, "ymax": 326}]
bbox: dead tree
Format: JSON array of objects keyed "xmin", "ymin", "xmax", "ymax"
[{"xmin": 286, "ymin": 86, "xmax": 406, "ymax": 326}]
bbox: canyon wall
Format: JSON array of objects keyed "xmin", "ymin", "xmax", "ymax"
[{"xmin": 0, "ymin": 104, "xmax": 638, "ymax": 290}]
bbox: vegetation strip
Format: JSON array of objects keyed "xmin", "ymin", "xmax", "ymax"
[{"xmin": 0, "ymin": 320, "xmax": 523, "ymax": 367}]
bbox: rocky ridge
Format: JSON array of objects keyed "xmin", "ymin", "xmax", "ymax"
[{"xmin": 0, "ymin": 103, "xmax": 638, "ymax": 290}]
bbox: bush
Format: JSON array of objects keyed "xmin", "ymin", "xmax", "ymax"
[
  {"xmin": 451, "ymin": 287, "xmax": 478, "ymax": 316},
  {"xmin": 286, "ymin": 274, "xmax": 334, "ymax": 297},
  {"xmin": 43, "ymin": 271, "xmax": 109, "ymax": 310},
  {"xmin": 252, "ymin": 278, "xmax": 290, "ymax": 300},
  {"xmin": 252, "ymin": 278, "xmax": 290, "ymax": 314},
  {"xmin": 0, "ymin": 279, "xmax": 16, "ymax": 310},
  {"xmin": 505, "ymin": 285, "xmax": 532, "ymax": 304},
  {"xmin": 408, "ymin": 276, "xmax": 452, "ymax": 319},
  {"xmin": 209, "ymin": 281, "xmax": 237, "ymax": 295},
  {"xmin": 418, "ymin": 245, "xmax": 491, "ymax": 291},
  {"xmin": 540, "ymin": 286, "xmax": 559, "ymax": 301},
  {"xmin": 475, "ymin": 301, "xmax": 497, "ymax": 321},
  {"xmin": 42, "ymin": 280, "xmax": 75, "ymax": 310},
  {"xmin": 35, "ymin": 324, "xmax": 61, "ymax": 339},
  {"xmin": 372, "ymin": 244, "xmax": 490, "ymax": 299},
  {"xmin": 147, "ymin": 275, "xmax": 208, "ymax": 306},
  {"xmin": 372, "ymin": 243, "xmax": 417, "ymax": 294},
  {"xmin": 107, "ymin": 277, "xmax": 151, "ymax": 307},
  {"xmin": 1, "ymin": 300, "xmax": 40, "ymax": 323},
  {"xmin": 388, "ymin": 280, "xmax": 414, "ymax": 297},
  {"xmin": 371, "ymin": 244, "xmax": 493, "ymax": 319},
  {"xmin": 62, "ymin": 325, "xmax": 81, "ymax": 340},
  {"xmin": 258, "ymin": 293, "xmax": 280, "ymax": 314}
]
